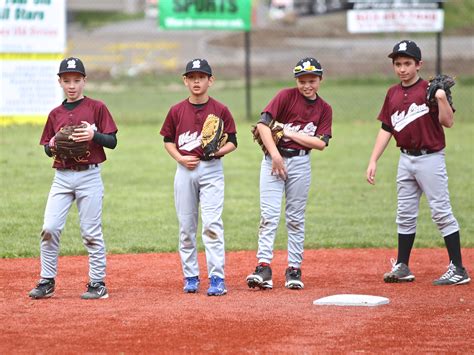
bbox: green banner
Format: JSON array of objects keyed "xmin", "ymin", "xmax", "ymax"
[{"xmin": 159, "ymin": 0, "xmax": 252, "ymax": 31}]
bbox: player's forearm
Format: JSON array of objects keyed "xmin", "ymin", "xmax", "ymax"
[
  {"xmin": 214, "ymin": 142, "xmax": 236, "ymax": 157},
  {"xmin": 164, "ymin": 142, "xmax": 183, "ymax": 162},
  {"xmin": 284, "ymin": 130, "xmax": 327, "ymax": 151},
  {"xmin": 257, "ymin": 123, "xmax": 280, "ymax": 157},
  {"xmin": 93, "ymin": 132, "xmax": 117, "ymax": 149},
  {"xmin": 436, "ymin": 92, "xmax": 454, "ymax": 128},
  {"xmin": 369, "ymin": 129, "xmax": 392, "ymax": 163}
]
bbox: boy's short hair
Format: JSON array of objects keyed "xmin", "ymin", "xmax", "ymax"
[
  {"xmin": 183, "ymin": 59, "xmax": 212, "ymax": 76},
  {"xmin": 57, "ymin": 57, "xmax": 86, "ymax": 76},
  {"xmin": 388, "ymin": 40, "xmax": 422, "ymax": 62},
  {"xmin": 293, "ymin": 57, "xmax": 323, "ymax": 78}
]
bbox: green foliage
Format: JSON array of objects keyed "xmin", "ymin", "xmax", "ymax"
[
  {"xmin": 72, "ymin": 11, "xmax": 144, "ymax": 30},
  {"xmin": 1, "ymin": 82, "xmax": 472, "ymax": 258},
  {"xmin": 444, "ymin": 0, "xmax": 474, "ymax": 33}
]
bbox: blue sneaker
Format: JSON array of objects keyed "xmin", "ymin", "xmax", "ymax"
[
  {"xmin": 183, "ymin": 276, "xmax": 200, "ymax": 293},
  {"xmin": 207, "ymin": 275, "xmax": 227, "ymax": 296}
]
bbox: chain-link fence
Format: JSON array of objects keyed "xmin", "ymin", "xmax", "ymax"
[{"xmin": 68, "ymin": 2, "xmax": 473, "ymax": 80}]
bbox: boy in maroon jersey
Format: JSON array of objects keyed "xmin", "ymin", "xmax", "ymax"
[
  {"xmin": 29, "ymin": 57, "xmax": 118, "ymax": 300},
  {"xmin": 160, "ymin": 59, "xmax": 237, "ymax": 295},
  {"xmin": 366, "ymin": 40, "xmax": 470, "ymax": 285},
  {"xmin": 246, "ymin": 57, "xmax": 332, "ymax": 290}
]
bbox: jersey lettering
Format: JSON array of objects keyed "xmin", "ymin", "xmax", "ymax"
[
  {"xmin": 284, "ymin": 122, "xmax": 317, "ymax": 136},
  {"xmin": 391, "ymin": 102, "xmax": 429, "ymax": 132},
  {"xmin": 178, "ymin": 130, "xmax": 201, "ymax": 151}
]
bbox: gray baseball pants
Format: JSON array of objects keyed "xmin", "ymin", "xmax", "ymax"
[
  {"xmin": 397, "ymin": 150, "xmax": 459, "ymax": 237},
  {"xmin": 257, "ymin": 154, "xmax": 311, "ymax": 268},
  {"xmin": 174, "ymin": 159, "xmax": 225, "ymax": 279},
  {"xmin": 40, "ymin": 166, "xmax": 106, "ymax": 282}
]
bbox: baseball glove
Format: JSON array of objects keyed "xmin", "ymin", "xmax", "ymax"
[
  {"xmin": 251, "ymin": 120, "xmax": 284, "ymax": 155},
  {"xmin": 427, "ymin": 74, "xmax": 455, "ymax": 106},
  {"xmin": 201, "ymin": 114, "xmax": 228, "ymax": 159},
  {"xmin": 52, "ymin": 124, "xmax": 90, "ymax": 163}
]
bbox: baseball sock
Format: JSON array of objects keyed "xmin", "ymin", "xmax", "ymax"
[
  {"xmin": 397, "ymin": 233, "xmax": 415, "ymax": 266},
  {"xmin": 443, "ymin": 230, "xmax": 463, "ymax": 268}
]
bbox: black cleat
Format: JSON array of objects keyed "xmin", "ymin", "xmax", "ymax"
[
  {"xmin": 433, "ymin": 262, "xmax": 471, "ymax": 286},
  {"xmin": 81, "ymin": 281, "xmax": 109, "ymax": 299},
  {"xmin": 383, "ymin": 259, "xmax": 415, "ymax": 283},
  {"xmin": 29, "ymin": 279, "xmax": 55, "ymax": 299},
  {"xmin": 285, "ymin": 267, "xmax": 304, "ymax": 289},
  {"xmin": 246, "ymin": 264, "xmax": 273, "ymax": 289}
]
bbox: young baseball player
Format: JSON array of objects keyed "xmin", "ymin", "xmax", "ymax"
[
  {"xmin": 29, "ymin": 57, "xmax": 118, "ymax": 299},
  {"xmin": 246, "ymin": 57, "xmax": 332, "ymax": 290},
  {"xmin": 160, "ymin": 58, "xmax": 237, "ymax": 296},
  {"xmin": 366, "ymin": 40, "xmax": 470, "ymax": 285}
]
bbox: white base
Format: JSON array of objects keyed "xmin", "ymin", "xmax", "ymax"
[{"xmin": 313, "ymin": 294, "xmax": 390, "ymax": 307}]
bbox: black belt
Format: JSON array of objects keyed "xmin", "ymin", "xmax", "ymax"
[
  {"xmin": 200, "ymin": 156, "xmax": 220, "ymax": 161},
  {"xmin": 400, "ymin": 148, "xmax": 438, "ymax": 157},
  {"xmin": 58, "ymin": 164, "xmax": 98, "ymax": 171},
  {"xmin": 278, "ymin": 148, "xmax": 309, "ymax": 158}
]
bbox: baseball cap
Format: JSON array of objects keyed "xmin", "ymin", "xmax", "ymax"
[
  {"xmin": 57, "ymin": 57, "xmax": 86, "ymax": 76},
  {"xmin": 293, "ymin": 57, "xmax": 323, "ymax": 77},
  {"xmin": 183, "ymin": 59, "xmax": 212, "ymax": 76},
  {"xmin": 388, "ymin": 40, "xmax": 422, "ymax": 61}
]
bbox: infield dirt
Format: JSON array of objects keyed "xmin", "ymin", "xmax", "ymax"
[{"xmin": 1, "ymin": 248, "xmax": 472, "ymax": 353}]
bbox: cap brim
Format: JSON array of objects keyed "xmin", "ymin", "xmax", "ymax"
[
  {"xmin": 183, "ymin": 70, "xmax": 212, "ymax": 76},
  {"xmin": 294, "ymin": 71, "xmax": 322, "ymax": 78},
  {"xmin": 58, "ymin": 70, "xmax": 86, "ymax": 76},
  {"xmin": 388, "ymin": 52, "xmax": 419, "ymax": 60}
]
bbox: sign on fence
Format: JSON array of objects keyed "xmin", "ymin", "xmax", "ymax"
[
  {"xmin": 0, "ymin": 0, "xmax": 65, "ymax": 124},
  {"xmin": 0, "ymin": 0, "xmax": 65, "ymax": 53},
  {"xmin": 159, "ymin": 0, "xmax": 252, "ymax": 31},
  {"xmin": 347, "ymin": 0, "xmax": 444, "ymax": 33}
]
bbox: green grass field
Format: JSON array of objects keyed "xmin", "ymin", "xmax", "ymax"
[{"xmin": 1, "ymin": 79, "xmax": 473, "ymax": 258}]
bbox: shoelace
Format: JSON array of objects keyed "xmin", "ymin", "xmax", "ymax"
[
  {"xmin": 288, "ymin": 268, "xmax": 300, "ymax": 277},
  {"xmin": 37, "ymin": 280, "xmax": 53, "ymax": 289},
  {"xmin": 390, "ymin": 258, "xmax": 402, "ymax": 272},
  {"xmin": 88, "ymin": 282, "xmax": 104, "ymax": 292},
  {"xmin": 187, "ymin": 278, "xmax": 198, "ymax": 286},
  {"xmin": 439, "ymin": 262, "xmax": 456, "ymax": 280},
  {"xmin": 210, "ymin": 276, "xmax": 221, "ymax": 287}
]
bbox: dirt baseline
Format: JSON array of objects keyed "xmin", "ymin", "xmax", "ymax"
[{"xmin": 1, "ymin": 248, "xmax": 472, "ymax": 353}]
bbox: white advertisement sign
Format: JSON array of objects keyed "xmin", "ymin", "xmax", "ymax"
[
  {"xmin": 347, "ymin": 9, "xmax": 444, "ymax": 33},
  {"xmin": 0, "ymin": 0, "xmax": 66, "ymax": 53},
  {"xmin": 0, "ymin": 58, "xmax": 63, "ymax": 120}
]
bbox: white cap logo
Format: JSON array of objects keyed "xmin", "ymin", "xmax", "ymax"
[
  {"xmin": 192, "ymin": 60, "xmax": 201, "ymax": 69},
  {"xmin": 302, "ymin": 60, "xmax": 311, "ymax": 69},
  {"xmin": 67, "ymin": 59, "xmax": 77, "ymax": 69},
  {"xmin": 398, "ymin": 42, "xmax": 408, "ymax": 51}
]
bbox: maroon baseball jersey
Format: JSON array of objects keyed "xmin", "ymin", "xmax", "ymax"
[
  {"xmin": 160, "ymin": 97, "xmax": 237, "ymax": 157},
  {"xmin": 378, "ymin": 79, "xmax": 446, "ymax": 151},
  {"xmin": 40, "ymin": 97, "xmax": 118, "ymax": 168},
  {"xmin": 262, "ymin": 88, "xmax": 332, "ymax": 150}
]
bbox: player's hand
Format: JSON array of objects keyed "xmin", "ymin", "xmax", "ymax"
[
  {"xmin": 270, "ymin": 153, "xmax": 287, "ymax": 180},
  {"xmin": 366, "ymin": 162, "xmax": 377, "ymax": 185},
  {"xmin": 48, "ymin": 136, "xmax": 56, "ymax": 148},
  {"xmin": 179, "ymin": 155, "xmax": 200, "ymax": 170},
  {"xmin": 72, "ymin": 121, "xmax": 94, "ymax": 142},
  {"xmin": 434, "ymin": 89, "xmax": 447, "ymax": 101},
  {"xmin": 283, "ymin": 128, "xmax": 294, "ymax": 139}
]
